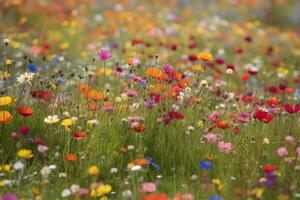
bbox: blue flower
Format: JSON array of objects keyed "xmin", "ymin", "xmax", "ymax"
[
  {"xmin": 208, "ymin": 195, "xmax": 222, "ymax": 200},
  {"xmin": 199, "ymin": 160, "xmax": 212, "ymax": 170},
  {"xmin": 56, "ymin": 77, "xmax": 65, "ymax": 84},
  {"xmin": 28, "ymin": 64, "xmax": 37, "ymax": 72},
  {"xmin": 146, "ymin": 156, "xmax": 160, "ymax": 170}
]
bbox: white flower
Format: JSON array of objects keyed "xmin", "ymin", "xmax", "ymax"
[
  {"xmin": 40, "ymin": 166, "xmax": 52, "ymax": 177},
  {"xmin": 130, "ymin": 165, "xmax": 142, "ymax": 172},
  {"xmin": 110, "ymin": 168, "xmax": 118, "ymax": 174},
  {"xmin": 122, "ymin": 190, "xmax": 132, "ymax": 198},
  {"xmin": 44, "ymin": 115, "xmax": 59, "ymax": 124},
  {"xmin": 61, "ymin": 189, "xmax": 71, "ymax": 197},
  {"xmin": 115, "ymin": 97, "xmax": 122, "ymax": 103},
  {"xmin": 70, "ymin": 184, "xmax": 81, "ymax": 194},
  {"xmin": 127, "ymin": 145, "xmax": 135, "ymax": 150},
  {"xmin": 17, "ymin": 72, "xmax": 35, "ymax": 84},
  {"xmin": 13, "ymin": 161, "xmax": 25, "ymax": 170},
  {"xmin": 263, "ymin": 138, "xmax": 270, "ymax": 144}
]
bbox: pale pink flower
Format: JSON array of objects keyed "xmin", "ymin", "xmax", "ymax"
[
  {"xmin": 218, "ymin": 141, "xmax": 233, "ymax": 154},
  {"xmin": 37, "ymin": 144, "xmax": 49, "ymax": 154},
  {"xmin": 141, "ymin": 182, "xmax": 157, "ymax": 193},
  {"xmin": 203, "ymin": 133, "xmax": 218, "ymax": 143},
  {"xmin": 277, "ymin": 147, "xmax": 288, "ymax": 157},
  {"xmin": 285, "ymin": 135, "xmax": 294, "ymax": 143}
]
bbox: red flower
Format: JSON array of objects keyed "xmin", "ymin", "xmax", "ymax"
[
  {"xmin": 262, "ymin": 165, "xmax": 277, "ymax": 173},
  {"xmin": 73, "ymin": 131, "xmax": 86, "ymax": 140},
  {"xmin": 31, "ymin": 90, "xmax": 53, "ymax": 101},
  {"xmin": 283, "ymin": 104, "xmax": 300, "ymax": 113},
  {"xmin": 150, "ymin": 93, "xmax": 161, "ymax": 103},
  {"xmin": 253, "ymin": 110, "xmax": 273, "ymax": 123},
  {"xmin": 17, "ymin": 106, "xmax": 33, "ymax": 117},
  {"xmin": 141, "ymin": 193, "xmax": 168, "ymax": 200}
]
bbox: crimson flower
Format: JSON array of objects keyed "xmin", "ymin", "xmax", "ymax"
[{"xmin": 253, "ymin": 110, "xmax": 273, "ymax": 123}]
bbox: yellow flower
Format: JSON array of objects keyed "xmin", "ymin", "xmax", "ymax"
[
  {"xmin": 218, "ymin": 184, "xmax": 224, "ymax": 191},
  {"xmin": 251, "ymin": 188, "xmax": 264, "ymax": 198},
  {"xmin": 17, "ymin": 149, "xmax": 34, "ymax": 159},
  {"xmin": 96, "ymin": 184, "xmax": 112, "ymax": 196},
  {"xmin": 192, "ymin": 65, "xmax": 203, "ymax": 72},
  {"xmin": 88, "ymin": 165, "xmax": 100, "ymax": 176},
  {"xmin": 197, "ymin": 52, "xmax": 213, "ymax": 62},
  {"xmin": 1, "ymin": 164, "xmax": 14, "ymax": 173},
  {"xmin": 0, "ymin": 181, "xmax": 4, "ymax": 187},
  {"xmin": 100, "ymin": 196, "xmax": 108, "ymax": 200},
  {"xmin": 0, "ymin": 111, "xmax": 13, "ymax": 124},
  {"xmin": 212, "ymin": 179, "xmax": 221, "ymax": 185},
  {"xmin": 196, "ymin": 120, "xmax": 204, "ymax": 128},
  {"xmin": 0, "ymin": 96, "xmax": 13, "ymax": 106},
  {"xmin": 61, "ymin": 119, "xmax": 73, "ymax": 127},
  {"xmin": 5, "ymin": 60, "xmax": 12, "ymax": 65},
  {"xmin": 3, "ymin": 72, "xmax": 11, "ymax": 79}
]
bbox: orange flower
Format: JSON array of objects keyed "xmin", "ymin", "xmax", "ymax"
[
  {"xmin": 284, "ymin": 87, "xmax": 294, "ymax": 94},
  {"xmin": 78, "ymin": 83, "xmax": 90, "ymax": 92},
  {"xmin": 133, "ymin": 158, "xmax": 148, "ymax": 166},
  {"xmin": 0, "ymin": 111, "xmax": 13, "ymax": 124},
  {"xmin": 141, "ymin": 193, "xmax": 168, "ymax": 200},
  {"xmin": 133, "ymin": 124, "xmax": 145, "ymax": 132},
  {"xmin": 89, "ymin": 102, "xmax": 99, "ymax": 111},
  {"xmin": 17, "ymin": 106, "xmax": 33, "ymax": 117},
  {"xmin": 85, "ymin": 90, "xmax": 105, "ymax": 101},
  {"xmin": 65, "ymin": 154, "xmax": 77, "ymax": 162},
  {"xmin": 120, "ymin": 147, "xmax": 128, "ymax": 153},
  {"xmin": 214, "ymin": 120, "xmax": 233, "ymax": 129},
  {"xmin": 197, "ymin": 52, "xmax": 213, "ymax": 62},
  {"xmin": 146, "ymin": 67, "xmax": 163, "ymax": 78}
]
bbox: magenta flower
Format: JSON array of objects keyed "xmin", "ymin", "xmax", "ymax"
[
  {"xmin": 1, "ymin": 193, "xmax": 18, "ymax": 200},
  {"xmin": 19, "ymin": 126, "xmax": 29, "ymax": 135},
  {"xmin": 141, "ymin": 182, "xmax": 157, "ymax": 193},
  {"xmin": 98, "ymin": 49, "xmax": 112, "ymax": 61},
  {"xmin": 218, "ymin": 141, "xmax": 233, "ymax": 154},
  {"xmin": 277, "ymin": 147, "xmax": 288, "ymax": 157},
  {"xmin": 209, "ymin": 111, "xmax": 221, "ymax": 122}
]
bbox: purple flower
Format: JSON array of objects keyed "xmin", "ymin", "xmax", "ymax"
[
  {"xmin": 1, "ymin": 193, "xmax": 18, "ymax": 200},
  {"xmin": 98, "ymin": 49, "xmax": 112, "ymax": 61},
  {"xmin": 163, "ymin": 64, "xmax": 173, "ymax": 75},
  {"xmin": 19, "ymin": 126, "xmax": 29, "ymax": 135}
]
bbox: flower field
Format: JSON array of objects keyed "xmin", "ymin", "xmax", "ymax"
[{"xmin": 1, "ymin": 0, "xmax": 300, "ymax": 199}]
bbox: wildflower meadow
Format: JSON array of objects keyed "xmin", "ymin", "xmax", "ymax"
[{"xmin": 0, "ymin": 0, "xmax": 300, "ymax": 199}]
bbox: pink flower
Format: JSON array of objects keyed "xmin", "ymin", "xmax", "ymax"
[
  {"xmin": 98, "ymin": 49, "xmax": 112, "ymax": 61},
  {"xmin": 209, "ymin": 112, "xmax": 221, "ymax": 122},
  {"xmin": 203, "ymin": 133, "xmax": 218, "ymax": 143},
  {"xmin": 37, "ymin": 145, "xmax": 49, "ymax": 154},
  {"xmin": 285, "ymin": 135, "xmax": 294, "ymax": 143},
  {"xmin": 296, "ymin": 146, "xmax": 300, "ymax": 157},
  {"xmin": 218, "ymin": 141, "xmax": 233, "ymax": 154},
  {"xmin": 19, "ymin": 126, "xmax": 29, "ymax": 135},
  {"xmin": 277, "ymin": 147, "xmax": 288, "ymax": 157},
  {"xmin": 141, "ymin": 182, "xmax": 157, "ymax": 193},
  {"xmin": 237, "ymin": 111, "xmax": 250, "ymax": 123}
]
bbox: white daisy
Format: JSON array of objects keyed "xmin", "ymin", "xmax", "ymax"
[
  {"xmin": 44, "ymin": 115, "xmax": 59, "ymax": 124},
  {"xmin": 17, "ymin": 72, "xmax": 35, "ymax": 84}
]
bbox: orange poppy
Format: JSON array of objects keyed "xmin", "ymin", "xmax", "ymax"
[
  {"xmin": 78, "ymin": 83, "xmax": 90, "ymax": 92},
  {"xmin": 177, "ymin": 78, "xmax": 190, "ymax": 89},
  {"xmin": 141, "ymin": 193, "xmax": 168, "ymax": 200},
  {"xmin": 284, "ymin": 87, "xmax": 294, "ymax": 94},
  {"xmin": 214, "ymin": 120, "xmax": 233, "ymax": 129},
  {"xmin": 85, "ymin": 90, "xmax": 105, "ymax": 101},
  {"xmin": 65, "ymin": 154, "xmax": 77, "ymax": 162},
  {"xmin": 17, "ymin": 106, "xmax": 33, "ymax": 117},
  {"xmin": 89, "ymin": 102, "xmax": 99, "ymax": 111},
  {"xmin": 133, "ymin": 158, "xmax": 148, "ymax": 166},
  {"xmin": 145, "ymin": 67, "xmax": 162, "ymax": 78}
]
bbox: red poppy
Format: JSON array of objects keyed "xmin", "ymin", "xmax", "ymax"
[
  {"xmin": 267, "ymin": 98, "xmax": 278, "ymax": 107},
  {"xmin": 283, "ymin": 104, "xmax": 300, "ymax": 113},
  {"xmin": 262, "ymin": 165, "xmax": 277, "ymax": 173},
  {"xmin": 31, "ymin": 90, "xmax": 53, "ymax": 101},
  {"xmin": 17, "ymin": 106, "xmax": 33, "ymax": 117},
  {"xmin": 72, "ymin": 131, "xmax": 86, "ymax": 140},
  {"xmin": 253, "ymin": 110, "xmax": 273, "ymax": 123},
  {"xmin": 134, "ymin": 124, "xmax": 146, "ymax": 132}
]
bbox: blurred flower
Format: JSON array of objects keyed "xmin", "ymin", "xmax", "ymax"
[
  {"xmin": 17, "ymin": 72, "xmax": 35, "ymax": 84},
  {"xmin": 88, "ymin": 165, "xmax": 100, "ymax": 176},
  {"xmin": 17, "ymin": 149, "xmax": 33, "ymax": 159},
  {"xmin": 98, "ymin": 49, "xmax": 112, "ymax": 61}
]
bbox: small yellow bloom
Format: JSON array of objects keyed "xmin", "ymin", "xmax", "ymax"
[
  {"xmin": 3, "ymin": 71, "xmax": 11, "ymax": 79},
  {"xmin": 100, "ymin": 196, "xmax": 108, "ymax": 200},
  {"xmin": 0, "ymin": 181, "xmax": 4, "ymax": 187},
  {"xmin": 218, "ymin": 184, "xmax": 224, "ymax": 191},
  {"xmin": 96, "ymin": 184, "xmax": 112, "ymax": 196},
  {"xmin": 88, "ymin": 165, "xmax": 100, "ymax": 176},
  {"xmin": 5, "ymin": 60, "xmax": 12, "ymax": 65},
  {"xmin": 212, "ymin": 179, "xmax": 221, "ymax": 185},
  {"xmin": 17, "ymin": 149, "xmax": 34, "ymax": 159},
  {"xmin": 192, "ymin": 65, "xmax": 204, "ymax": 72}
]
